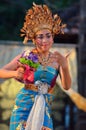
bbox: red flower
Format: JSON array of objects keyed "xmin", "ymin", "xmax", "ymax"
[{"xmin": 23, "ymin": 65, "xmax": 34, "ymax": 84}]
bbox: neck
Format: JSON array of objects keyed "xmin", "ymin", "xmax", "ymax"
[{"xmin": 36, "ymin": 48, "xmax": 49, "ymax": 57}]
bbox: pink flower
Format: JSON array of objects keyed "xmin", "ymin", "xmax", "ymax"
[{"xmin": 23, "ymin": 65, "xmax": 34, "ymax": 84}]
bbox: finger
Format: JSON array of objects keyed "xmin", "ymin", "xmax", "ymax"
[
  {"xmin": 50, "ymin": 54, "xmax": 56, "ymax": 59},
  {"xmin": 17, "ymin": 61, "xmax": 24, "ymax": 66},
  {"xmin": 17, "ymin": 63, "xmax": 25, "ymax": 70},
  {"xmin": 65, "ymin": 50, "xmax": 72, "ymax": 58},
  {"xmin": 66, "ymin": 52, "xmax": 71, "ymax": 58},
  {"xmin": 17, "ymin": 75, "xmax": 22, "ymax": 79},
  {"xmin": 54, "ymin": 51, "xmax": 64, "ymax": 59},
  {"xmin": 19, "ymin": 71, "xmax": 25, "ymax": 74},
  {"xmin": 17, "ymin": 71, "xmax": 24, "ymax": 79},
  {"xmin": 54, "ymin": 51, "xmax": 62, "ymax": 56},
  {"xmin": 17, "ymin": 67, "xmax": 25, "ymax": 74}
]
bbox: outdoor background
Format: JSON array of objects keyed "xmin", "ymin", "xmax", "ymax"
[{"xmin": 0, "ymin": 0, "xmax": 86, "ymax": 130}]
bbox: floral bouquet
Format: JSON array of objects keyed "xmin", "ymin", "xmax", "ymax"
[{"xmin": 17, "ymin": 50, "xmax": 40, "ymax": 84}]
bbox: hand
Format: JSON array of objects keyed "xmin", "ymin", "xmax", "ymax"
[
  {"xmin": 53, "ymin": 51, "xmax": 68, "ymax": 69},
  {"xmin": 17, "ymin": 61, "xmax": 25, "ymax": 68},
  {"xmin": 15, "ymin": 67, "xmax": 25, "ymax": 80}
]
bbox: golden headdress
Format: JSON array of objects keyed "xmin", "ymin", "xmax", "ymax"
[{"xmin": 21, "ymin": 2, "xmax": 66, "ymax": 44}]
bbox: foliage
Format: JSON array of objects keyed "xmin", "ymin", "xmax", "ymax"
[
  {"xmin": 0, "ymin": 0, "xmax": 43, "ymax": 41},
  {"xmin": 0, "ymin": 0, "xmax": 79, "ymax": 41},
  {"xmin": 44, "ymin": 0, "xmax": 79, "ymax": 9},
  {"xmin": 0, "ymin": 78, "xmax": 23, "ymax": 129}
]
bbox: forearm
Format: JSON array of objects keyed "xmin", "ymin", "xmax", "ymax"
[
  {"xmin": 60, "ymin": 65, "xmax": 71, "ymax": 90},
  {"xmin": 0, "ymin": 69, "xmax": 16, "ymax": 79},
  {"xmin": 0, "ymin": 54, "xmax": 24, "ymax": 79}
]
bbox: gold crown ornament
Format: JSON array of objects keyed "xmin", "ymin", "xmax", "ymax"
[{"xmin": 21, "ymin": 2, "xmax": 66, "ymax": 44}]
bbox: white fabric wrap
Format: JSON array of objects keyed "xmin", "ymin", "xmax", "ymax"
[{"xmin": 25, "ymin": 81, "xmax": 50, "ymax": 130}]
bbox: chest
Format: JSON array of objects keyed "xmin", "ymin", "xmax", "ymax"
[{"xmin": 34, "ymin": 65, "xmax": 59, "ymax": 86}]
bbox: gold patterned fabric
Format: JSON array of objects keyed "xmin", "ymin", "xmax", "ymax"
[
  {"xmin": 25, "ymin": 84, "xmax": 54, "ymax": 94},
  {"xmin": 16, "ymin": 121, "xmax": 51, "ymax": 130}
]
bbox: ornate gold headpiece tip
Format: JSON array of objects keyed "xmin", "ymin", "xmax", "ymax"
[
  {"xmin": 33, "ymin": 2, "xmax": 36, "ymax": 6},
  {"xmin": 23, "ymin": 37, "xmax": 28, "ymax": 44},
  {"xmin": 21, "ymin": 2, "xmax": 66, "ymax": 43},
  {"xmin": 63, "ymin": 24, "xmax": 67, "ymax": 28}
]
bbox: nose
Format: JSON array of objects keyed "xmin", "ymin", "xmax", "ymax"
[{"xmin": 42, "ymin": 36, "xmax": 48, "ymax": 43}]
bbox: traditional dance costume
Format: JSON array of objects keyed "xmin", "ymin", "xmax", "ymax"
[{"xmin": 10, "ymin": 51, "xmax": 59, "ymax": 130}]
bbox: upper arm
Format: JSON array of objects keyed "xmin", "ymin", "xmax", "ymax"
[{"xmin": 2, "ymin": 54, "xmax": 21, "ymax": 70}]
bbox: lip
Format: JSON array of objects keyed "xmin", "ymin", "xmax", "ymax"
[
  {"xmin": 41, "ymin": 45, "xmax": 48, "ymax": 48},
  {"xmin": 41, "ymin": 44, "xmax": 49, "ymax": 46}
]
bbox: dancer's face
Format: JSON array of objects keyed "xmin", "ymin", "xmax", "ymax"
[{"xmin": 34, "ymin": 29, "xmax": 53, "ymax": 53}]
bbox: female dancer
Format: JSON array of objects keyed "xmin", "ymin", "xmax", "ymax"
[{"xmin": 0, "ymin": 3, "xmax": 71, "ymax": 130}]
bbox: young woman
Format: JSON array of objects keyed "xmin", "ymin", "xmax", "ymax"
[{"xmin": 0, "ymin": 3, "xmax": 71, "ymax": 130}]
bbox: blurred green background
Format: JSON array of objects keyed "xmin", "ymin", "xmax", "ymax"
[{"xmin": 0, "ymin": 0, "xmax": 79, "ymax": 41}]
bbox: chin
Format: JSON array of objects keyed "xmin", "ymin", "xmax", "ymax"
[
  {"xmin": 42, "ymin": 49, "xmax": 48, "ymax": 52},
  {"xmin": 41, "ymin": 46, "xmax": 49, "ymax": 51}
]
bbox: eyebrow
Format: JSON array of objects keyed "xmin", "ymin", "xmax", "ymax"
[{"xmin": 36, "ymin": 33, "xmax": 51, "ymax": 36}]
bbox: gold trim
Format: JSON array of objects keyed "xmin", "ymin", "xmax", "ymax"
[
  {"xmin": 16, "ymin": 121, "xmax": 51, "ymax": 130},
  {"xmin": 25, "ymin": 84, "xmax": 54, "ymax": 94},
  {"xmin": 25, "ymin": 84, "xmax": 38, "ymax": 91}
]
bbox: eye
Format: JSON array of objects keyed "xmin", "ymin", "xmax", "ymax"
[
  {"xmin": 37, "ymin": 36, "xmax": 43, "ymax": 39},
  {"xmin": 35, "ymin": 33, "xmax": 52, "ymax": 40},
  {"xmin": 46, "ymin": 34, "xmax": 52, "ymax": 38},
  {"xmin": 36, "ymin": 35, "xmax": 43, "ymax": 40}
]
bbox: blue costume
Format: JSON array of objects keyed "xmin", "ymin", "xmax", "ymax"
[{"xmin": 10, "ymin": 51, "xmax": 59, "ymax": 130}]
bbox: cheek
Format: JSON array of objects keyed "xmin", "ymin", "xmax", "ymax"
[
  {"xmin": 49, "ymin": 38, "xmax": 53, "ymax": 45},
  {"xmin": 36, "ymin": 39, "xmax": 41, "ymax": 44},
  {"xmin": 35, "ymin": 39, "xmax": 41, "ymax": 46}
]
